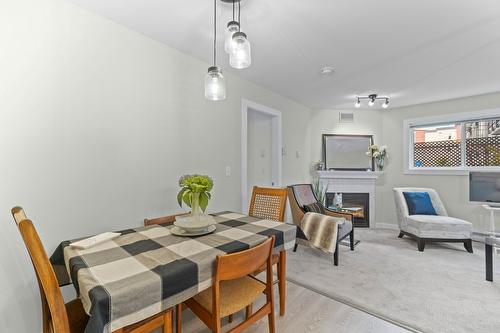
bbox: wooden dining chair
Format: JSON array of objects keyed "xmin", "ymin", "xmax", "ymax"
[
  {"xmin": 12, "ymin": 206, "xmax": 173, "ymax": 333},
  {"xmin": 248, "ymin": 186, "xmax": 288, "ymax": 222},
  {"xmin": 248, "ymin": 186, "xmax": 287, "ymax": 316},
  {"xmin": 180, "ymin": 237, "xmax": 276, "ymax": 333},
  {"xmin": 144, "ymin": 212, "xmax": 190, "ymax": 227}
]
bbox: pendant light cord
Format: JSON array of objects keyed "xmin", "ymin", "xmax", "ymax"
[
  {"xmin": 232, "ymin": 0, "xmax": 235, "ymax": 22},
  {"xmin": 238, "ymin": 0, "xmax": 241, "ymax": 31},
  {"xmin": 213, "ymin": 0, "xmax": 217, "ymax": 67}
]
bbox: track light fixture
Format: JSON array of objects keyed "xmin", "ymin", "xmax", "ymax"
[{"xmin": 355, "ymin": 94, "xmax": 390, "ymax": 108}]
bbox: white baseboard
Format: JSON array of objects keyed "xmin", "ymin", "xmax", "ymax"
[{"xmin": 374, "ymin": 223, "xmax": 399, "ymax": 230}]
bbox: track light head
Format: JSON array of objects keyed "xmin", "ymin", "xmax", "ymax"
[
  {"xmin": 355, "ymin": 98, "xmax": 361, "ymax": 108},
  {"xmin": 382, "ymin": 98, "xmax": 389, "ymax": 109}
]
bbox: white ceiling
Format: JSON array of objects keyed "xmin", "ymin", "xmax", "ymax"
[{"xmin": 67, "ymin": 0, "xmax": 500, "ymax": 109}]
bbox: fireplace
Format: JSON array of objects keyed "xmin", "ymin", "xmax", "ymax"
[{"xmin": 326, "ymin": 192, "xmax": 370, "ymax": 228}]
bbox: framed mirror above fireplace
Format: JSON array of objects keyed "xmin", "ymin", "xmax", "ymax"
[{"xmin": 322, "ymin": 134, "xmax": 374, "ymax": 171}]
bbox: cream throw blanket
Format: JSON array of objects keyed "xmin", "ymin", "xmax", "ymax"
[{"xmin": 298, "ymin": 212, "xmax": 345, "ymax": 254}]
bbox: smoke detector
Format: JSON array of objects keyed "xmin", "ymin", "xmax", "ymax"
[{"xmin": 319, "ymin": 66, "xmax": 335, "ymax": 77}]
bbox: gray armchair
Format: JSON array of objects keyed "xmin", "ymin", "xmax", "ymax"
[{"xmin": 288, "ymin": 184, "xmax": 354, "ymax": 265}]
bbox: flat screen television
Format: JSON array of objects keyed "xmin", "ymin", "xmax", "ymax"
[{"xmin": 469, "ymin": 172, "xmax": 500, "ymax": 205}]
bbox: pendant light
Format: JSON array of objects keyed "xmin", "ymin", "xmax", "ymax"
[
  {"xmin": 229, "ymin": 1, "xmax": 251, "ymax": 69},
  {"xmin": 205, "ymin": 0, "xmax": 226, "ymax": 101},
  {"xmin": 224, "ymin": 1, "xmax": 239, "ymax": 53}
]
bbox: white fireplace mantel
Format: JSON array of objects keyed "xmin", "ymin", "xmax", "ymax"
[
  {"xmin": 315, "ymin": 170, "xmax": 383, "ymax": 228},
  {"xmin": 316, "ymin": 170, "xmax": 383, "ymax": 179}
]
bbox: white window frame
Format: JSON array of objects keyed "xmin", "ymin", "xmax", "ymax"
[{"xmin": 403, "ymin": 108, "xmax": 500, "ymax": 175}]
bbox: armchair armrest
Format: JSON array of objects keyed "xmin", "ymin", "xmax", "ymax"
[{"xmin": 324, "ymin": 208, "xmax": 353, "ymax": 222}]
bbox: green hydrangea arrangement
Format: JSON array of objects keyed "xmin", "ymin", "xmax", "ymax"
[{"xmin": 177, "ymin": 174, "xmax": 214, "ymax": 213}]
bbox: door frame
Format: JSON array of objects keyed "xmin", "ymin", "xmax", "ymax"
[{"xmin": 241, "ymin": 99, "xmax": 282, "ymax": 213}]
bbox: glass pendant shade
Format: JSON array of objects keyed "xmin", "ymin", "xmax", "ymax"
[
  {"xmin": 204, "ymin": 66, "xmax": 226, "ymax": 101},
  {"xmin": 229, "ymin": 32, "xmax": 251, "ymax": 69},
  {"xmin": 224, "ymin": 21, "xmax": 239, "ymax": 54}
]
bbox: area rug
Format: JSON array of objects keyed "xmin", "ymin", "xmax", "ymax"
[{"xmin": 286, "ymin": 229, "xmax": 500, "ymax": 333}]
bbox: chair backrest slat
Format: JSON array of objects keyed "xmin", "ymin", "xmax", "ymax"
[
  {"xmin": 11, "ymin": 207, "xmax": 70, "ymax": 333},
  {"xmin": 215, "ymin": 237, "xmax": 274, "ymax": 281},
  {"xmin": 144, "ymin": 212, "xmax": 190, "ymax": 226},
  {"xmin": 248, "ymin": 186, "xmax": 287, "ymax": 222},
  {"xmin": 12, "ymin": 206, "xmax": 27, "ymax": 225}
]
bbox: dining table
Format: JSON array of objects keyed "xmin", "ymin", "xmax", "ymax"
[{"xmin": 50, "ymin": 211, "xmax": 297, "ymax": 333}]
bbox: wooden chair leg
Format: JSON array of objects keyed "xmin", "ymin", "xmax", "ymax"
[
  {"xmin": 176, "ymin": 304, "xmax": 182, "ymax": 333},
  {"xmin": 163, "ymin": 309, "xmax": 173, "ymax": 333},
  {"xmin": 268, "ymin": 298, "xmax": 276, "ymax": 333},
  {"xmin": 278, "ymin": 251, "xmax": 286, "ymax": 316},
  {"xmin": 246, "ymin": 304, "xmax": 253, "ymax": 319},
  {"xmin": 228, "ymin": 314, "xmax": 233, "ymax": 323}
]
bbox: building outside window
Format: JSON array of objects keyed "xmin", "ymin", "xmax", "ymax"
[{"xmin": 406, "ymin": 112, "xmax": 500, "ymax": 173}]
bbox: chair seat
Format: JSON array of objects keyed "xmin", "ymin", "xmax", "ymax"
[
  {"xmin": 193, "ymin": 276, "xmax": 265, "ymax": 317},
  {"xmin": 65, "ymin": 298, "xmax": 89, "ymax": 333},
  {"xmin": 406, "ymin": 215, "xmax": 472, "ymax": 239},
  {"xmin": 338, "ymin": 219, "xmax": 353, "ymax": 239}
]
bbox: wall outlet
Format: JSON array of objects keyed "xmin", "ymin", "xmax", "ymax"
[{"xmin": 225, "ymin": 166, "xmax": 231, "ymax": 177}]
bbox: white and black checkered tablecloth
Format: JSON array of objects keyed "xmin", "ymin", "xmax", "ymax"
[{"xmin": 52, "ymin": 211, "xmax": 296, "ymax": 333}]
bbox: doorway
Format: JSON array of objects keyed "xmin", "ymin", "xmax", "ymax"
[{"xmin": 241, "ymin": 99, "xmax": 282, "ymax": 213}]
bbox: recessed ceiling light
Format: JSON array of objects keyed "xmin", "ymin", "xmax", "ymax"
[{"xmin": 319, "ymin": 66, "xmax": 335, "ymax": 77}]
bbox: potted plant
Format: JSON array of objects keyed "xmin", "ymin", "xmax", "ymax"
[
  {"xmin": 177, "ymin": 174, "xmax": 214, "ymax": 222},
  {"xmin": 366, "ymin": 145, "xmax": 388, "ymax": 171}
]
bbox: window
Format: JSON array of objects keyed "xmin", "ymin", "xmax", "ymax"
[
  {"xmin": 405, "ymin": 111, "xmax": 500, "ymax": 174},
  {"xmin": 412, "ymin": 123, "xmax": 462, "ymax": 168}
]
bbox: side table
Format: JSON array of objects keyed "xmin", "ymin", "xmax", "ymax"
[{"xmin": 485, "ymin": 237, "xmax": 500, "ymax": 282}]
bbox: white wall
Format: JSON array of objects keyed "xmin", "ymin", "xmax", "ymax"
[
  {"xmin": 0, "ymin": 0, "xmax": 311, "ymax": 332},
  {"xmin": 247, "ymin": 110, "xmax": 273, "ymax": 199},
  {"xmin": 309, "ymin": 109, "xmax": 384, "ymax": 167},
  {"xmin": 378, "ymin": 92, "xmax": 500, "ymax": 231}
]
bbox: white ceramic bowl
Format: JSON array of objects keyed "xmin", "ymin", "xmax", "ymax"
[{"xmin": 174, "ymin": 214, "xmax": 216, "ymax": 233}]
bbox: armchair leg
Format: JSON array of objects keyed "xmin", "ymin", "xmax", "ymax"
[
  {"xmin": 334, "ymin": 242, "xmax": 339, "ymax": 266},
  {"xmin": 464, "ymin": 239, "xmax": 473, "ymax": 253},
  {"xmin": 398, "ymin": 231, "xmax": 404, "ymax": 238},
  {"xmin": 417, "ymin": 239, "xmax": 425, "ymax": 252},
  {"xmin": 350, "ymin": 230, "xmax": 354, "ymax": 251},
  {"xmin": 176, "ymin": 304, "xmax": 182, "ymax": 333},
  {"xmin": 293, "ymin": 243, "xmax": 298, "ymax": 252}
]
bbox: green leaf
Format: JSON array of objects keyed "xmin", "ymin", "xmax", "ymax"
[
  {"xmin": 177, "ymin": 188, "xmax": 187, "ymax": 207},
  {"xmin": 206, "ymin": 192, "xmax": 211, "ymax": 199},
  {"xmin": 199, "ymin": 192, "xmax": 209, "ymax": 212},
  {"xmin": 183, "ymin": 191, "xmax": 192, "ymax": 208}
]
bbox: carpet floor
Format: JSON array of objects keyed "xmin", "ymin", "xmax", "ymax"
[{"xmin": 287, "ymin": 229, "xmax": 500, "ymax": 333}]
